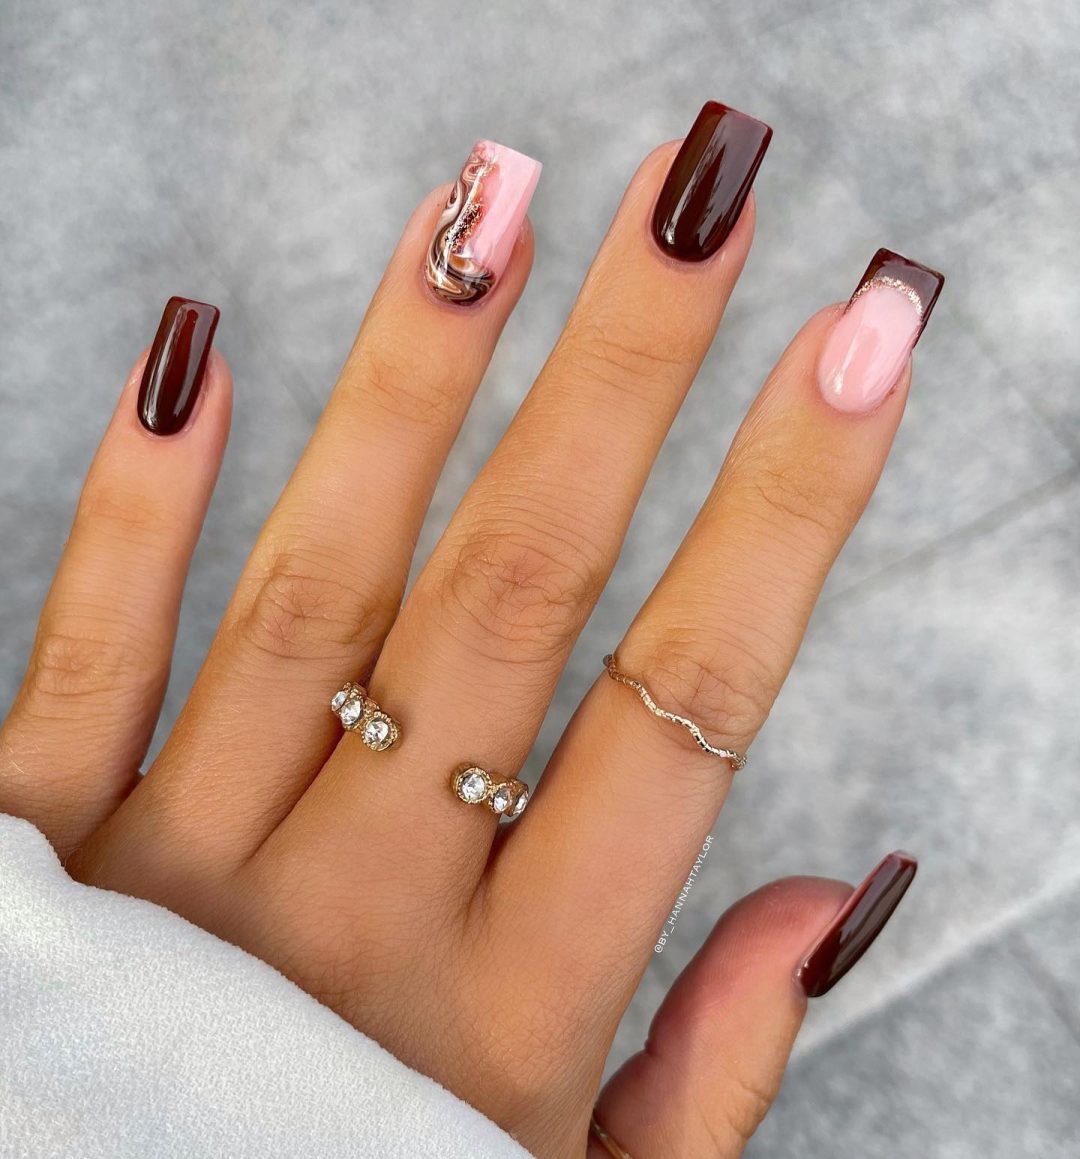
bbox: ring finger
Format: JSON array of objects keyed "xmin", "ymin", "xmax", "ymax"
[{"xmin": 494, "ymin": 247, "xmax": 944, "ymax": 1000}]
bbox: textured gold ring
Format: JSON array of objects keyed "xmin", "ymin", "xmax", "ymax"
[
  {"xmin": 603, "ymin": 654, "xmax": 748, "ymax": 770},
  {"xmin": 451, "ymin": 766, "xmax": 529, "ymax": 820},
  {"xmin": 589, "ymin": 1113, "xmax": 634, "ymax": 1159},
  {"xmin": 330, "ymin": 681, "xmax": 401, "ymax": 752}
]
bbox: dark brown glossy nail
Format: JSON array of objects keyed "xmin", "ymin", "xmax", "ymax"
[
  {"xmin": 652, "ymin": 100, "xmax": 772, "ymax": 262},
  {"xmin": 137, "ymin": 297, "xmax": 220, "ymax": 435},
  {"xmin": 797, "ymin": 851, "xmax": 917, "ymax": 998}
]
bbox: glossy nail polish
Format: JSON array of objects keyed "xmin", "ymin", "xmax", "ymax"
[
  {"xmin": 817, "ymin": 249, "xmax": 944, "ymax": 414},
  {"xmin": 652, "ymin": 101, "xmax": 772, "ymax": 262},
  {"xmin": 138, "ymin": 297, "xmax": 220, "ymax": 435},
  {"xmin": 797, "ymin": 851, "xmax": 917, "ymax": 998},
  {"xmin": 426, "ymin": 139, "xmax": 542, "ymax": 305}
]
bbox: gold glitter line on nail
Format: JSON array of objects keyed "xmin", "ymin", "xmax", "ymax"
[{"xmin": 849, "ymin": 275, "xmax": 925, "ymax": 317}]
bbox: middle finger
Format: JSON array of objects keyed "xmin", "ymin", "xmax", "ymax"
[{"xmin": 272, "ymin": 102, "xmax": 773, "ymax": 902}]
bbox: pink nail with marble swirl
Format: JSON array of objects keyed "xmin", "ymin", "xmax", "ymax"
[
  {"xmin": 817, "ymin": 248, "xmax": 944, "ymax": 414},
  {"xmin": 425, "ymin": 139, "xmax": 542, "ymax": 305}
]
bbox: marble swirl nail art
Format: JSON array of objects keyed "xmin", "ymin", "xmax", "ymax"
[{"xmin": 425, "ymin": 139, "xmax": 541, "ymax": 305}]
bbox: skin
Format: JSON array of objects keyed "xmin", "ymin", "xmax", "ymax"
[{"xmin": 0, "ymin": 141, "xmax": 914, "ymax": 1157}]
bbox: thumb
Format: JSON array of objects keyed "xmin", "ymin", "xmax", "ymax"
[{"xmin": 588, "ymin": 852, "xmax": 916, "ymax": 1158}]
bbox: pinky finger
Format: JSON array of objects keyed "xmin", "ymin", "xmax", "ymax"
[
  {"xmin": 0, "ymin": 298, "xmax": 229, "ymax": 856},
  {"xmin": 589, "ymin": 853, "xmax": 916, "ymax": 1158}
]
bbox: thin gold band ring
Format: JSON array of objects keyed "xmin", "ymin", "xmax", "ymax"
[
  {"xmin": 589, "ymin": 1113, "xmax": 634, "ymax": 1158},
  {"xmin": 603, "ymin": 654, "xmax": 748, "ymax": 770}
]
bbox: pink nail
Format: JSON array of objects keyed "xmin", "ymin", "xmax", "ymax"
[
  {"xmin": 425, "ymin": 139, "xmax": 542, "ymax": 305},
  {"xmin": 817, "ymin": 249, "xmax": 944, "ymax": 414}
]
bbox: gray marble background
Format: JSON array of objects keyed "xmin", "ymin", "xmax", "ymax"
[{"xmin": 2, "ymin": 0, "xmax": 1079, "ymax": 1155}]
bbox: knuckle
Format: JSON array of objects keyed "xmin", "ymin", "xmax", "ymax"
[
  {"xmin": 78, "ymin": 480, "xmax": 180, "ymax": 545},
  {"xmin": 643, "ymin": 634, "xmax": 780, "ymax": 746},
  {"xmin": 745, "ymin": 453, "xmax": 855, "ymax": 543},
  {"xmin": 567, "ymin": 315, "xmax": 693, "ymax": 403},
  {"xmin": 275, "ymin": 919, "xmax": 378, "ymax": 1010},
  {"xmin": 346, "ymin": 342, "xmax": 459, "ymax": 439},
  {"xmin": 232, "ymin": 551, "xmax": 390, "ymax": 664},
  {"xmin": 486, "ymin": 1031, "xmax": 562, "ymax": 1114},
  {"xmin": 435, "ymin": 519, "xmax": 604, "ymax": 663},
  {"xmin": 469, "ymin": 995, "xmax": 568, "ymax": 1116},
  {"xmin": 26, "ymin": 625, "xmax": 154, "ymax": 706}
]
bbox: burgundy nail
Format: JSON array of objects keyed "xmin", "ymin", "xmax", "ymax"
[
  {"xmin": 138, "ymin": 297, "xmax": 220, "ymax": 435},
  {"xmin": 797, "ymin": 851, "xmax": 917, "ymax": 998},
  {"xmin": 652, "ymin": 100, "xmax": 772, "ymax": 262}
]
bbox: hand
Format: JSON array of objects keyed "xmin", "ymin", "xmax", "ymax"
[{"xmin": 0, "ymin": 106, "xmax": 938, "ymax": 1156}]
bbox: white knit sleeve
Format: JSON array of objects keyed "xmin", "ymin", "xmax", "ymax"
[{"xmin": 0, "ymin": 815, "xmax": 530, "ymax": 1158}]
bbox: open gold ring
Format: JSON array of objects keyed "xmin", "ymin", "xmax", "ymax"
[
  {"xmin": 330, "ymin": 681, "xmax": 401, "ymax": 752},
  {"xmin": 451, "ymin": 765, "xmax": 529, "ymax": 820}
]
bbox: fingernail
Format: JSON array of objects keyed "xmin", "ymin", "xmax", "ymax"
[
  {"xmin": 817, "ymin": 249, "xmax": 945, "ymax": 414},
  {"xmin": 797, "ymin": 851, "xmax": 917, "ymax": 998},
  {"xmin": 137, "ymin": 297, "xmax": 220, "ymax": 435},
  {"xmin": 652, "ymin": 100, "xmax": 772, "ymax": 262},
  {"xmin": 425, "ymin": 139, "xmax": 542, "ymax": 305}
]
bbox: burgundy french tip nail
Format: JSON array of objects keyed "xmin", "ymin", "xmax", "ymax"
[
  {"xmin": 138, "ymin": 296, "xmax": 220, "ymax": 435},
  {"xmin": 818, "ymin": 249, "xmax": 945, "ymax": 414},
  {"xmin": 797, "ymin": 851, "xmax": 917, "ymax": 998},
  {"xmin": 856, "ymin": 248, "xmax": 945, "ymax": 338},
  {"xmin": 652, "ymin": 100, "xmax": 773, "ymax": 262}
]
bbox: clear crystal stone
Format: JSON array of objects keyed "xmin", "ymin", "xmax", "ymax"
[
  {"xmin": 511, "ymin": 788, "xmax": 529, "ymax": 817},
  {"xmin": 330, "ymin": 690, "xmax": 348, "ymax": 712},
  {"xmin": 458, "ymin": 770, "xmax": 488, "ymax": 803},
  {"xmin": 490, "ymin": 784, "xmax": 512, "ymax": 813},
  {"xmin": 339, "ymin": 699, "xmax": 364, "ymax": 727},
  {"xmin": 363, "ymin": 717, "xmax": 391, "ymax": 747}
]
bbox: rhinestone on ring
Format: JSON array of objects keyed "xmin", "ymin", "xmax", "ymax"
[
  {"xmin": 330, "ymin": 681, "xmax": 401, "ymax": 752},
  {"xmin": 452, "ymin": 766, "xmax": 529, "ymax": 820}
]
